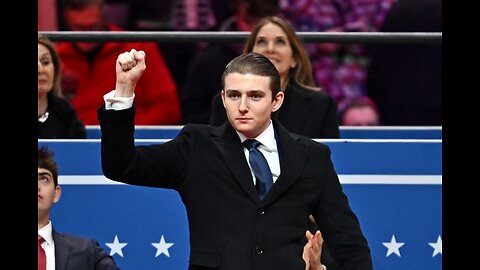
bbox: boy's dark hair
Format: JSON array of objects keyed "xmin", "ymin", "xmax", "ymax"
[
  {"xmin": 222, "ymin": 52, "xmax": 281, "ymax": 101},
  {"xmin": 38, "ymin": 146, "xmax": 58, "ymax": 186}
]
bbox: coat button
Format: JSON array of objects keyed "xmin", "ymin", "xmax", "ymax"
[
  {"xmin": 255, "ymin": 246, "xmax": 263, "ymax": 255},
  {"xmin": 258, "ymin": 208, "xmax": 265, "ymax": 215}
]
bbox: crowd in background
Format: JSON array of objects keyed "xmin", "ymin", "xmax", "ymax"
[{"xmin": 38, "ymin": 0, "xmax": 442, "ymax": 134}]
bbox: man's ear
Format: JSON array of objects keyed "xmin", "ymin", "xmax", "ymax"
[
  {"xmin": 272, "ymin": 91, "xmax": 284, "ymax": 112},
  {"xmin": 53, "ymin": 185, "xmax": 62, "ymax": 204}
]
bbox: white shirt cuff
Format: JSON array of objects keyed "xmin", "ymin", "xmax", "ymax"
[{"xmin": 103, "ymin": 90, "xmax": 135, "ymax": 110}]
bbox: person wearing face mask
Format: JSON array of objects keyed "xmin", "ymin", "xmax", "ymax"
[
  {"xmin": 38, "ymin": 34, "xmax": 86, "ymax": 139},
  {"xmin": 210, "ymin": 16, "xmax": 340, "ymax": 139}
]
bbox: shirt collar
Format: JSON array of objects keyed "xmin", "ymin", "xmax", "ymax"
[
  {"xmin": 38, "ymin": 220, "xmax": 54, "ymax": 246},
  {"xmin": 237, "ymin": 120, "xmax": 277, "ymax": 152}
]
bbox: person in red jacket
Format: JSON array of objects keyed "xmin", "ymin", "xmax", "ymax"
[{"xmin": 56, "ymin": 0, "xmax": 181, "ymax": 125}]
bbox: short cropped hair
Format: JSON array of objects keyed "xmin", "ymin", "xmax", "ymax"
[
  {"xmin": 222, "ymin": 52, "xmax": 281, "ymax": 101},
  {"xmin": 38, "ymin": 146, "xmax": 59, "ymax": 186}
]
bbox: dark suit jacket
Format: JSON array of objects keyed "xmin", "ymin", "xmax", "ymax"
[
  {"xmin": 38, "ymin": 94, "xmax": 86, "ymax": 139},
  {"xmin": 98, "ymin": 106, "xmax": 371, "ymax": 270},
  {"xmin": 53, "ymin": 229, "xmax": 120, "ymax": 270},
  {"xmin": 209, "ymin": 80, "xmax": 340, "ymax": 139}
]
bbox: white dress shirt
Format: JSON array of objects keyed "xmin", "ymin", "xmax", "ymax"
[
  {"xmin": 237, "ymin": 120, "xmax": 281, "ymax": 185},
  {"xmin": 103, "ymin": 90, "xmax": 134, "ymax": 110},
  {"xmin": 38, "ymin": 221, "xmax": 55, "ymax": 270}
]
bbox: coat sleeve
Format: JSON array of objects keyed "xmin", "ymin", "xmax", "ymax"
[
  {"xmin": 313, "ymin": 145, "xmax": 373, "ymax": 269},
  {"xmin": 97, "ymin": 105, "xmax": 191, "ymax": 189},
  {"xmin": 90, "ymin": 239, "xmax": 120, "ymax": 270}
]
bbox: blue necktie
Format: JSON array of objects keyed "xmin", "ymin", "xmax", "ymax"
[{"xmin": 244, "ymin": 139, "xmax": 273, "ymax": 200}]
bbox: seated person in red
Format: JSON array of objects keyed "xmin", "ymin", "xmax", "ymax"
[{"xmin": 56, "ymin": 0, "xmax": 181, "ymax": 125}]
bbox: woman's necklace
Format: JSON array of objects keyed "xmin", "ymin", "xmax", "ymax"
[{"xmin": 38, "ymin": 111, "xmax": 49, "ymax": 123}]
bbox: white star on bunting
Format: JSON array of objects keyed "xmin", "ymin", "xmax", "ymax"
[
  {"xmin": 428, "ymin": 235, "xmax": 442, "ymax": 257},
  {"xmin": 152, "ymin": 235, "xmax": 174, "ymax": 258},
  {"xmin": 382, "ymin": 235, "xmax": 405, "ymax": 257},
  {"xmin": 106, "ymin": 235, "xmax": 128, "ymax": 257}
]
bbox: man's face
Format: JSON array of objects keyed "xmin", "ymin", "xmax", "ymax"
[
  {"xmin": 222, "ymin": 72, "xmax": 283, "ymax": 138},
  {"xmin": 38, "ymin": 167, "xmax": 61, "ymax": 216},
  {"xmin": 64, "ymin": 5, "xmax": 103, "ymax": 53}
]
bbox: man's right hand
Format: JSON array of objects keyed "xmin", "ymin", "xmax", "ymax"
[
  {"xmin": 303, "ymin": 230, "xmax": 325, "ymax": 270},
  {"xmin": 115, "ymin": 49, "xmax": 146, "ymax": 97}
]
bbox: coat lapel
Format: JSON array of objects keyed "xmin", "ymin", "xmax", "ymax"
[
  {"xmin": 262, "ymin": 120, "xmax": 307, "ymax": 205},
  {"xmin": 212, "ymin": 123, "xmax": 260, "ymax": 204},
  {"xmin": 52, "ymin": 229, "xmax": 69, "ymax": 270}
]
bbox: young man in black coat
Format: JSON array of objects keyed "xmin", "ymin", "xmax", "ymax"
[{"xmin": 98, "ymin": 50, "xmax": 372, "ymax": 270}]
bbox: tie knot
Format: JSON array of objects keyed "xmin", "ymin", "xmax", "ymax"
[
  {"xmin": 38, "ymin": 235, "xmax": 44, "ymax": 243},
  {"xmin": 243, "ymin": 139, "xmax": 261, "ymax": 150}
]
